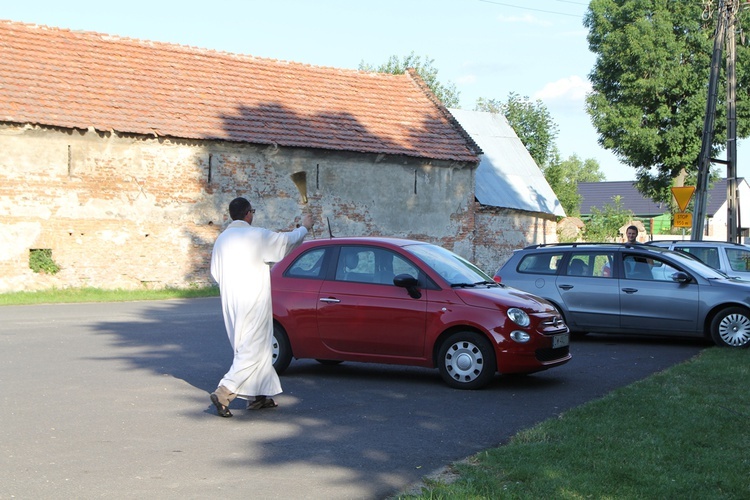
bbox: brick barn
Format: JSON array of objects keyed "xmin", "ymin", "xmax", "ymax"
[{"xmin": 0, "ymin": 20, "xmax": 559, "ymax": 291}]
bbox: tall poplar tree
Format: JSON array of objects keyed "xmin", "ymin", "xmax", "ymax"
[{"xmin": 584, "ymin": 0, "xmax": 750, "ymax": 202}]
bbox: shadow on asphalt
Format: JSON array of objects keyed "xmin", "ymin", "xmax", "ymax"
[
  {"xmin": 82, "ymin": 298, "xmax": 708, "ymax": 498},
  {"xmin": 89, "ymin": 298, "xmax": 229, "ymax": 394}
]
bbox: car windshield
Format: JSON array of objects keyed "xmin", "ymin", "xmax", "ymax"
[{"xmin": 406, "ymin": 243, "xmax": 495, "ymax": 285}]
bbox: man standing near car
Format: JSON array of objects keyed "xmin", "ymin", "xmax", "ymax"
[{"xmin": 209, "ymin": 196, "xmax": 313, "ymax": 417}]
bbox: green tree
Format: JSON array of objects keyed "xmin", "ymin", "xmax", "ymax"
[
  {"xmin": 584, "ymin": 0, "xmax": 750, "ymax": 203},
  {"xmin": 544, "ymin": 154, "xmax": 606, "ymax": 216},
  {"xmin": 358, "ymin": 52, "xmax": 460, "ymax": 107},
  {"xmin": 476, "ymin": 93, "xmax": 559, "ymax": 168},
  {"xmin": 584, "ymin": 195, "xmax": 634, "ymax": 242}
]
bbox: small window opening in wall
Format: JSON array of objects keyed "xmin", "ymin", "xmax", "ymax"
[
  {"xmin": 67, "ymin": 145, "xmax": 72, "ymax": 177},
  {"xmin": 316, "ymin": 164, "xmax": 320, "ymax": 189},
  {"xmin": 208, "ymin": 154, "xmax": 213, "ymax": 184},
  {"xmin": 414, "ymin": 170, "xmax": 418, "ymax": 194},
  {"xmin": 29, "ymin": 249, "xmax": 60, "ymax": 275}
]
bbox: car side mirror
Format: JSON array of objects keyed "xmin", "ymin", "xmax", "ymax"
[
  {"xmin": 671, "ymin": 272, "xmax": 691, "ymax": 283},
  {"xmin": 394, "ymin": 273, "xmax": 421, "ymax": 298}
]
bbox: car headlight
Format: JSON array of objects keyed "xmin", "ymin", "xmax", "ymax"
[
  {"xmin": 507, "ymin": 307, "xmax": 530, "ymax": 327},
  {"xmin": 510, "ymin": 330, "xmax": 531, "ymax": 343}
]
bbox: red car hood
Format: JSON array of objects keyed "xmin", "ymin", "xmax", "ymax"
[{"xmin": 454, "ymin": 285, "xmax": 555, "ymax": 312}]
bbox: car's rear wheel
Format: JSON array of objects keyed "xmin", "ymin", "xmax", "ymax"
[
  {"xmin": 438, "ymin": 331, "xmax": 496, "ymax": 389},
  {"xmin": 710, "ymin": 307, "xmax": 750, "ymax": 348},
  {"xmin": 272, "ymin": 323, "xmax": 293, "ymax": 373}
]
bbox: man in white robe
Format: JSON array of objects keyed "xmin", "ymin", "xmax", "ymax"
[{"xmin": 209, "ymin": 196, "xmax": 312, "ymax": 417}]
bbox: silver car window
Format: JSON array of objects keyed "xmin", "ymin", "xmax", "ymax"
[
  {"xmin": 518, "ymin": 252, "xmax": 563, "ymax": 275},
  {"xmin": 726, "ymin": 247, "xmax": 750, "ymax": 272},
  {"xmin": 567, "ymin": 252, "xmax": 614, "ymax": 278},
  {"xmin": 675, "ymin": 246, "xmax": 720, "ymax": 270}
]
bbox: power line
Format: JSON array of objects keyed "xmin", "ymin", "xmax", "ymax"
[{"xmin": 478, "ymin": 0, "xmax": 585, "ymax": 18}]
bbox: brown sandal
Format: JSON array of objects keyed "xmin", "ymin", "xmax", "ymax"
[
  {"xmin": 247, "ymin": 396, "xmax": 278, "ymax": 410},
  {"xmin": 210, "ymin": 393, "xmax": 233, "ymax": 417}
]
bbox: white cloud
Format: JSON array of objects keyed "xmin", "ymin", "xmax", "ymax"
[
  {"xmin": 456, "ymin": 74, "xmax": 477, "ymax": 84},
  {"xmin": 533, "ymin": 75, "xmax": 592, "ymax": 101}
]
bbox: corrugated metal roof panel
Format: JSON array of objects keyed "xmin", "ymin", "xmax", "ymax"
[{"xmin": 449, "ymin": 109, "xmax": 565, "ymax": 216}]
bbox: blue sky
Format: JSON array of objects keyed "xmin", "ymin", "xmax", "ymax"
[{"xmin": 3, "ymin": 0, "xmax": 743, "ymax": 182}]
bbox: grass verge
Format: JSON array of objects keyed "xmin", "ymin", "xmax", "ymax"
[
  {"xmin": 399, "ymin": 347, "xmax": 749, "ymax": 499},
  {"xmin": 0, "ymin": 286, "xmax": 219, "ymax": 306}
]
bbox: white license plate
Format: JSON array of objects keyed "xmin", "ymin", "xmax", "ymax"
[{"xmin": 552, "ymin": 333, "xmax": 569, "ymax": 348}]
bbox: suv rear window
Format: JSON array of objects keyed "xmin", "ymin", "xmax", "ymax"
[{"xmin": 517, "ymin": 252, "xmax": 564, "ymax": 275}]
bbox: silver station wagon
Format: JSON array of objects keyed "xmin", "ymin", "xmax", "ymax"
[{"xmin": 493, "ymin": 242, "xmax": 750, "ymax": 348}]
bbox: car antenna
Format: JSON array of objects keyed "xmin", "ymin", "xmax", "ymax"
[{"xmin": 327, "ymin": 217, "xmax": 335, "ymax": 238}]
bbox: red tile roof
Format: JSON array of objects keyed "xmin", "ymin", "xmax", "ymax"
[{"xmin": 0, "ymin": 20, "xmax": 480, "ymax": 162}]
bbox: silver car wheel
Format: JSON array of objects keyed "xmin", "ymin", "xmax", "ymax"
[
  {"xmin": 444, "ymin": 340, "xmax": 484, "ymax": 382},
  {"xmin": 438, "ymin": 331, "xmax": 497, "ymax": 389},
  {"xmin": 717, "ymin": 312, "xmax": 750, "ymax": 347}
]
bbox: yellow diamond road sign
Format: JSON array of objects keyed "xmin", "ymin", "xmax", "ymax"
[{"xmin": 671, "ymin": 186, "xmax": 695, "ymax": 212}]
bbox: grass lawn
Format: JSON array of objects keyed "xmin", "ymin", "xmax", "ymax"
[
  {"xmin": 399, "ymin": 347, "xmax": 749, "ymax": 499},
  {"xmin": 0, "ymin": 286, "xmax": 219, "ymax": 305}
]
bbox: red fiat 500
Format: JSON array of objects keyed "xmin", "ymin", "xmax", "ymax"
[{"xmin": 271, "ymin": 237, "xmax": 570, "ymax": 389}]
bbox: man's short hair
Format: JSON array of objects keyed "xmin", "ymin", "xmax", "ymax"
[
  {"xmin": 627, "ymin": 225, "xmax": 638, "ymax": 233},
  {"xmin": 229, "ymin": 197, "xmax": 252, "ymax": 221}
]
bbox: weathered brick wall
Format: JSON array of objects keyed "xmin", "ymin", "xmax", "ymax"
[
  {"xmin": 0, "ymin": 124, "xmax": 482, "ymax": 291},
  {"xmin": 472, "ymin": 205, "xmax": 558, "ymax": 275}
]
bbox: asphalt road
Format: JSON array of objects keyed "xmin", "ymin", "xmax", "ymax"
[{"xmin": 0, "ymin": 298, "xmax": 708, "ymax": 499}]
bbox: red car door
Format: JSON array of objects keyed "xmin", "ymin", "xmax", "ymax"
[{"xmin": 316, "ymin": 246, "xmax": 428, "ymax": 359}]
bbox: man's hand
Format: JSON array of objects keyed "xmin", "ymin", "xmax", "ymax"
[{"xmin": 300, "ymin": 213, "xmax": 313, "ymax": 231}]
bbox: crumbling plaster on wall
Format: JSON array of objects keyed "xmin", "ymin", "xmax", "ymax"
[{"xmin": 2, "ymin": 124, "xmax": 511, "ymax": 291}]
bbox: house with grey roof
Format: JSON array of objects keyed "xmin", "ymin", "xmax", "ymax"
[{"xmin": 578, "ymin": 179, "xmax": 750, "ymax": 241}]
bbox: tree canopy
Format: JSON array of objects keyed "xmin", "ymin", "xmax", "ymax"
[
  {"xmin": 544, "ymin": 154, "xmax": 606, "ymax": 216},
  {"xmin": 358, "ymin": 52, "xmax": 460, "ymax": 107},
  {"xmin": 584, "ymin": 0, "xmax": 750, "ymax": 201}
]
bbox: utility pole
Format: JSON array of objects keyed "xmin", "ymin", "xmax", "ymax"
[
  {"xmin": 692, "ymin": 0, "xmax": 741, "ymax": 242},
  {"xmin": 726, "ymin": 3, "xmax": 739, "ymax": 243}
]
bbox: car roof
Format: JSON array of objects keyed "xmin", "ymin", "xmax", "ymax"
[
  {"xmin": 648, "ymin": 240, "xmax": 749, "ymax": 248},
  {"xmin": 295, "ymin": 236, "xmax": 431, "ymax": 249},
  {"xmin": 517, "ymin": 242, "xmax": 647, "ymax": 251},
  {"xmin": 513, "ymin": 242, "xmax": 687, "ymax": 258}
]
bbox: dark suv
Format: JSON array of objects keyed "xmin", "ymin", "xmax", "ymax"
[
  {"xmin": 493, "ymin": 242, "xmax": 750, "ymax": 347},
  {"xmin": 647, "ymin": 240, "xmax": 750, "ymax": 280}
]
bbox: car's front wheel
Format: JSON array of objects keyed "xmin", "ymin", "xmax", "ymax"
[
  {"xmin": 272, "ymin": 323, "xmax": 293, "ymax": 373},
  {"xmin": 437, "ymin": 331, "xmax": 496, "ymax": 389},
  {"xmin": 710, "ymin": 307, "xmax": 750, "ymax": 348}
]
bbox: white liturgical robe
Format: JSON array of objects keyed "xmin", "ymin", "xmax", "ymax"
[{"xmin": 210, "ymin": 219, "xmax": 308, "ymax": 399}]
